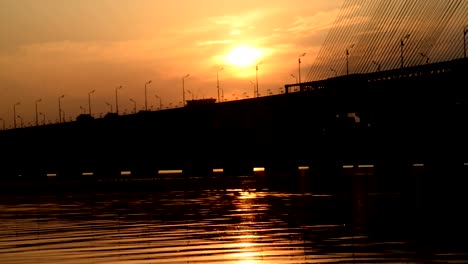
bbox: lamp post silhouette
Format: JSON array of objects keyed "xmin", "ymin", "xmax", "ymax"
[
  {"xmin": 255, "ymin": 61, "xmax": 263, "ymax": 98},
  {"xmin": 346, "ymin": 44, "xmax": 354, "ymax": 75},
  {"xmin": 155, "ymin": 95, "xmax": 162, "ymax": 110},
  {"xmin": 0, "ymin": 118, "xmax": 5, "ymax": 130},
  {"xmin": 372, "ymin": 60, "xmax": 381, "ymax": 72},
  {"xmin": 115, "ymin": 85, "xmax": 122, "ymax": 114},
  {"xmin": 464, "ymin": 26, "xmax": 468, "ymax": 59},
  {"xmin": 217, "ymin": 67, "xmax": 223, "ymax": 103},
  {"xmin": 13, "ymin": 102, "xmax": 20, "ymax": 129},
  {"xmin": 105, "ymin": 102, "xmax": 113, "ymax": 113},
  {"xmin": 400, "ymin": 34, "xmax": 411, "ymax": 69},
  {"xmin": 298, "ymin": 53, "xmax": 306, "ymax": 83},
  {"xmin": 58, "ymin": 95, "xmax": 65, "ymax": 123},
  {"xmin": 35, "ymin": 98, "xmax": 42, "ymax": 126},
  {"xmin": 144, "ymin": 80, "xmax": 152, "ymax": 111},
  {"xmin": 182, "ymin": 74, "xmax": 190, "ymax": 106},
  {"xmin": 129, "ymin": 98, "xmax": 136, "ymax": 114},
  {"xmin": 88, "ymin": 89, "xmax": 95, "ymax": 116}
]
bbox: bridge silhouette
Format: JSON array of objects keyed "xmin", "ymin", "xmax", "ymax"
[{"xmin": 1, "ymin": 0, "xmax": 468, "ymax": 194}]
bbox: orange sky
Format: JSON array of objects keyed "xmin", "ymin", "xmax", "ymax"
[{"xmin": 0, "ymin": 0, "xmax": 343, "ymax": 127}]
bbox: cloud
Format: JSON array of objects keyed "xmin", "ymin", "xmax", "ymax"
[
  {"xmin": 197, "ymin": 40, "xmax": 233, "ymax": 46},
  {"xmin": 287, "ymin": 9, "xmax": 341, "ymax": 35}
]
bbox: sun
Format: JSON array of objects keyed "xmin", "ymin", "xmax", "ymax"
[{"xmin": 226, "ymin": 45, "xmax": 262, "ymax": 67}]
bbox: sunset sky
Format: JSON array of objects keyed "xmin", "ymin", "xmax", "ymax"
[{"xmin": 0, "ymin": 0, "xmax": 343, "ymax": 127}]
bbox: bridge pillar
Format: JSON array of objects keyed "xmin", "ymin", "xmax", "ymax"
[
  {"xmin": 182, "ymin": 162, "xmax": 213, "ymax": 177},
  {"xmin": 374, "ymin": 159, "xmax": 411, "ymax": 194},
  {"xmin": 308, "ymin": 159, "xmax": 344, "ymax": 193},
  {"xmin": 223, "ymin": 162, "xmax": 254, "ymax": 177},
  {"xmin": 264, "ymin": 161, "xmax": 301, "ymax": 188}
]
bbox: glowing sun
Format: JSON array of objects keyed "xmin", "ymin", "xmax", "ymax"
[{"xmin": 226, "ymin": 46, "xmax": 262, "ymax": 67}]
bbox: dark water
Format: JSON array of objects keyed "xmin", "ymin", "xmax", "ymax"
[{"xmin": 1, "ymin": 167, "xmax": 468, "ymax": 264}]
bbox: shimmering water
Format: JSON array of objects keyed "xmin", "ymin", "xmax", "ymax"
[{"xmin": 1, "ymin": 169, "xmax": 467, "ymax": 263}]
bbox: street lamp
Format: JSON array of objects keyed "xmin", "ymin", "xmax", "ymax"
[
  {"xmin": 35, "ymin": 98, "xmax": 42, "ymax": 126},
  {"xmin": 129, "ymin": 98, "xmax": 136, "ymax": 114},
  {"xmin": 105, "ymin": 102, "xmax": 113, "ymax": 113},
  {"xmin": 182, "ymin": 74, "xmax": 190, "ymax": 106},
  {"xmin": 255, "ymin": 61, "xmax": 263, "ymax": 98},
  {"xmin": 144, "ymin": 80, "xmax": 152, "ymax": 111},
  {"xmin": 346, "ymin": 44, "xmax": 354, "ymax": 75},
  {"xmin": 400, "ymin": 34, "xmax": 411, "ymax": 69},
  {"xmin": 115, "ymin": 85, "xmax": 122, "ymax": 114},
  {"xmin": 88, "ymin": 89, "xmax": 95, "ymax": 116},
  {"xmin": 464, "ymin": 26, "xmax": 468, "ymax": 59},
  {"xmin": 58, "ymin": 95, "xmax": 65, "ymax": 123},
  {"xmin": 13, "ymin": 102, "xmax": 20, "ymax": 129},
  {"xmin": 155, "ymin": 94, "xmax": 162, "ymax": 110},
  {"xmin": 61, "ymin": 110, "xmax": 66, "ymax": 123},
  {"xmin": 298, "ymin": 53, "xmax": 306, "ymax": 83},
  {"xmin": 217, "ymin": 67, "xmax": 223, "ymax": 103},
  {"xmin": 249, "ymin": 81, "xmax": 255, "ymax": 98}
]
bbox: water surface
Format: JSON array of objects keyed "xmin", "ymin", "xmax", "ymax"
[{"xmin": 1, "ymin": 169, "xmax": 467, "ymax": 263}]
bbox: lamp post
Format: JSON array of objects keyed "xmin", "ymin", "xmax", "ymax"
[
  {"xmin": 217, "ymin": 67, "xmax": 223, "ymax": 103},
  {"xmin": 88, "ymin": 89, "xmax": 95, "ymax": 116},
  {"xmin": 298, "ymin": 53, "xmax": 306, "ymax": 83},
  {"xmin": 17, "ymin": 115, "xmax": 23, "ymax": 128},
  {"xmin": 464, "ymin": 26, "xmax": 468, "ymax": 59},
  {"xmin": 115, "ymin": 85, "xmax": 122, "ymax": 114},
  {"xmin": 346, "ymin": 44, "xmax": 354, "ymax": 75},
  {"xmin": 155, "ymin": 95, "xmax": 162, "ymax": 110},
  {"xmin": 255, "ymin": 61, "xmax": 262, "ymax": 98},
  {"xmin": 129, "ymin": 98, "xmax": 136, "ymax": 114},
  {"xmin": 35, "ymin": 98, "xmax": 42, "ymax": 126},
  {"xmin": 13, "ymin": 102, "xmax": 20, "ymax": 129},
  {"xmin": 58, "ymin": 95, "xmax": 65, "ymax": 123},
  {"xmin": 105, "ymin": 102, "xmax": 113, "ymax": 113},
  {"xmin": 144, "ymin": 80, "xmax": 152, "ymax": 111},
  {"xmin": 182, "ymin": 74, "xmax": 190, "ymax": 106},
  {"xmin": 400, "ymin": 34, "xmax": 411, "ymax": 69}
]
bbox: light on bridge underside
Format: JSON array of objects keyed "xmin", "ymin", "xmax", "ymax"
[{"xmin": 158, "ymin": 169, "xmax": 183, "ymax": 174}]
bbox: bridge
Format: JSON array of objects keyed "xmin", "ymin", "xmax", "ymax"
[{"xmin": 1, "ymin": 0, "xmax": 468, "ymax": 193}]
